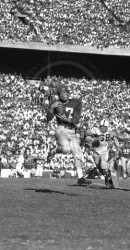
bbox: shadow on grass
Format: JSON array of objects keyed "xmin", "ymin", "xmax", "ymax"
[
  {"xmin": 68, "ymin": 184, "xmax": 107, "ymax": 189},
  {"xmin": 68, "ymin": 184, "xmax": 130, "ymax": 191},
  {"xmin": 23, "ymin": 188, "xmax": 78, "ymax": 196}
]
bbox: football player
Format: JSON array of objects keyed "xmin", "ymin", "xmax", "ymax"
[
  {"xmin": 78, "ymin": 123, "xmax": 100, "ymax": 179},
  {"xmin": 118, "ymin": 141, "xmax": 130, "ymax": 178},
  {"xmin": 85, "ymin": 119, "xmax": 130, "ymax": 188},
  {"xmin": 46, "ymin": 83, "xmax": 91, "ymax": 186}
]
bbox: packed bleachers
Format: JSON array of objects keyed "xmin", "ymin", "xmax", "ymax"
[
  {"xmin": 0, "ymin": 0, "xmax": 130, "ymax": 48},
  {"xmin": 0, "ymin": 73, "xmax": 130, "ymax": 173}
]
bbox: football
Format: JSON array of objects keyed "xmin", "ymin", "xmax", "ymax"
[{"xmin": 55, "ymin": 102, "xmax": 65, "ymax": 116}]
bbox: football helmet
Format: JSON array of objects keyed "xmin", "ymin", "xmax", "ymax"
[
  {"xmin": 100, "ymin": 119, "xmax": 109, "ymax": 133},
  {"xmin": 100, "ymin": 119, "xmax": 109, "ymax": 128}
]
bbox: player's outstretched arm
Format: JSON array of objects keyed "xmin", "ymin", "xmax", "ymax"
[
  {"xmin": 117, "ymin": 135, "xmax": 130, "ymax": 141},
  {"xmin": 110, "ymin": 131, "xmax": 130, "ymax": 141},
  {"xmin": 112, "ymin": 131, "xmax": 130, "ymax": 141}
]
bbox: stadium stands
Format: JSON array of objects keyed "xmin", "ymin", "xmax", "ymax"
[
  {"xmin": 0, "ymin": 0, "xmax": 130, "ymax": 48},
  {"xmin": 0, "ymin": 74, "xmax": 130, "ymax": 172}
]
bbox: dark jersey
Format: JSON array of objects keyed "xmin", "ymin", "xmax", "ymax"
[
  {"xmin": 120, "ymin": 141, "xmax": 130, "ymax": 158},
  {"xmin": 47, "ymin": 98, "xmax": 82, "ymax": 126}
]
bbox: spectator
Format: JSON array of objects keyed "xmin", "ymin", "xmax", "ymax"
[
  {"xmin": 1, "ymin": 154, "xmax": 8, "ymax": 168},
  {"xmin": 16, "ymin": 148, "xmax": 26, "ymax": 177}
]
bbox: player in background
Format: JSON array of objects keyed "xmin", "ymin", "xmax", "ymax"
[
  {"xmin": 118, "ymin": 141, "xmax": 130, "ymax": 178},
  {"xmin": 115, "ymin": 122, "xmax": 130, "ymax": 178},
  {"xmin": 46, "ymin": 84, "xmax": 91, "ymax": 186},
  {"xmin": 84, "ymin": 119, "xmax": 130, "ymax": 188},
  {"xmin": 78, "ymin": 123, "xmax": 101, "ymax": 179}
]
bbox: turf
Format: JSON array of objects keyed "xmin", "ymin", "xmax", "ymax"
[{"xmin": 0, "ymin": 178, "xmax": 130, "ymax": 250}]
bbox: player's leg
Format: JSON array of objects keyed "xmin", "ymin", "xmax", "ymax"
[
  {"xmin": 69, "ymin": 133, "xmax": 92, "ymax": 185},
  {"xmin": 93, "ymin": 152, "xmax": 101, "ymax": 166},
  {"xmin": 92, "ymin": 153, "xmax": 103, "ymax": 178},
  {"xmin": 113, "ymin": 157, "xmax": 120, "ymax": 179},
  {"xmin": 93, "ymin": 152, "xmax": 101, "ymax": 172},
  {"xmin": 100, "ymin": 150, "xmax": 117, "ymax": 188},
  {"xmin": 121, "ymin": 157, "xmax": 128, "ymax": 178},
  {"xmin": 47, "ymin": 128, "xmax": 70, "ymax": 163},
  {"xmin": 108, "ymin": 155, "xmax": 120, "ymax": 178},
  {"xmin": 117, "ymin": 156, "xmax": 123, "ymax": 178},
  {"xmin": 127, "ymin": 159, "xmax": 130, "ymax": 177}
]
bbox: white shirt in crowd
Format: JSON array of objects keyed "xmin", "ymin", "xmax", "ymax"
[{"xmin": 16, "ymin": 154, "xmax": 24, "ymax": 172}]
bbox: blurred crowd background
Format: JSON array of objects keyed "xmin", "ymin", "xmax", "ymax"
[
  {"xmin": 0, "ymin": 0, "xmax": 130, "ymax": 48},
  {"xmin": 0, "ymin": 74, "xmax": 130, "ymax": 173}
]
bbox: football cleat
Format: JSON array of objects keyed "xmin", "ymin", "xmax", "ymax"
[
  {"xmin": 105, "ymin": 176, "xmax": 114, "ymax": 189},
  {"xmin": 103, "ymin": 169, "xmax": 114, "ymax": 189},
  {"xmin": 77, "ymin": 177, "xmax": 92, "ymax": 186},
  {"xmin": 104, "ymin": 169, "xmax": 119, "ymax": 189}
]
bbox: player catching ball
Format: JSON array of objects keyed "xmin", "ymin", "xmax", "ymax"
[{"xmin": 46, "ymin": 83, "xmax": 91, "ymax": 186}]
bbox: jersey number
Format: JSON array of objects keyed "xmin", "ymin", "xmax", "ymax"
[
  {"xmin": 123, "ymin": 149, "xmax": 130, "ymax": 155},
  {"xmin": 65, "ymin": 107, "xmax": 73, "ymax": 119},
  {"xmin": 100, "ymin": 134, "xmax": 110, "ymax": 141}
]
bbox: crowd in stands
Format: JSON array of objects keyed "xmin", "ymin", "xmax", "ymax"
[
  {"xmin": 0, "ymin": 0, "xmax": 130, "ymax": 48},
  {"xmin": 0, "ymin": 73, "xmax": 130, "ymax": 175}
]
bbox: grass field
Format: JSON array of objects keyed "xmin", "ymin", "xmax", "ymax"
[{"xmin": 0, "ymin": 177, "xmax": 130, "ymax": 250}]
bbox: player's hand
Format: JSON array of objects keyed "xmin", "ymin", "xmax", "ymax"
[
  {"xmin": 56, "ymin": 114, "xmax": 70, "ymax": 123},
  {"xmin": 51, "ymin": 101, "xmax": 59, "ymax": 109},
  {"xmin": 49, "ymin": 101, "xmax": 59, "ymax": 113},
  {"xmin": 56, "ymin": 113, "xmax": 66, "ymax": 120}
]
